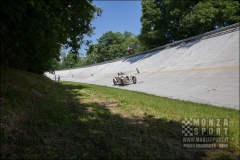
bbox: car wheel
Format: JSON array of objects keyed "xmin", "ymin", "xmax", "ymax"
[
  {"xmin": 121, "ymin": 79, "xmax": 125, "ymax": 86},
  {"xmin": 113, "ymin": 79, "xmax": 117, "ymax": 85},
  {"xmin": 132, "ymin": 76, "xmax": 137, "ymax": 84}
]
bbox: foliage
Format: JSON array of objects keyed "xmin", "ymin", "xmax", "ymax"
[
  {"xmin": 62, "ymin": 52, "xmax": 79, "ymax": 69},
  {"xmin": 139, "ymin": 0, "xmax": 239, "ymax": 50},
  {"xmin": 86, "ymin": 31, "xmax": 143, "ymax": 63},
  {"xmin": 0, "ymin": 0, "xmax": 102, "ymax": 74},
  {"xmin": 55, "ymin": 51, "xmax": 93, "ymax": 70}
]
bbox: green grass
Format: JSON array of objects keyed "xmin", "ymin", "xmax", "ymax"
[{"xmin": 1, "ymin": 67, "xmax": 239, "ymax": 159}]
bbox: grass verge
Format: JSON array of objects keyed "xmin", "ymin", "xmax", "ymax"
[{"xmin": 0, "ymin": 68, "xmax": 239, "ymax": 159}]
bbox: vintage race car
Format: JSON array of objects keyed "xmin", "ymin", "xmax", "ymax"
[{"xmin": 113, "ymin": 72, "xmax": 137, "ymax": 86}]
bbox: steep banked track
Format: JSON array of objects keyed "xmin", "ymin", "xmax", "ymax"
[{"xmin": 46, "ymin": 25, "xmax": 239, "ymax": 110}]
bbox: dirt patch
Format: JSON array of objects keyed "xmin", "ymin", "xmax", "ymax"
[{"xmin": 81, "ymin": 90, "xmax": 119, "ymax": 111}]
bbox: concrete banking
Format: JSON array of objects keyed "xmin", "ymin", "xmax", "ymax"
[{"xmin": 46, "ymin": 25, "xmax": 239, "ymax": 110}]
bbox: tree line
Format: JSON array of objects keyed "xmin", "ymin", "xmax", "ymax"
[
  {"xmin": 56, "ymin": 31, "xmax": 143, "ymax": 70},
  {"xmin": 139, "ymin": 0, "xmax": 239, "ymax": 49},
  {"xmin": 1, "ymin": 0, "xmax": 239, "ymax": 73}
]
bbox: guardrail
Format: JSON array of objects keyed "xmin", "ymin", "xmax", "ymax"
[{"xmin": 57, "ymin": 23, "xmax": 239, "ymax": 71}]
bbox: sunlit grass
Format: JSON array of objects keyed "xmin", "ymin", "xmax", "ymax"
[{"xmin": 67, "ymin": 82, "xmax": 239, "ymax": 153}]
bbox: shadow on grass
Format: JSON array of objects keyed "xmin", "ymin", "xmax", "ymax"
[
  {"xmin": 59, "ymin": 83, "xmax": 239, "ymax": 159},
  {"xmin": 47, "ymin": 83, "xmax": 232, "ymax": 160},
  {"xmin": 2, "ymin": 81, "xmax": 235, "ymax": 160}
]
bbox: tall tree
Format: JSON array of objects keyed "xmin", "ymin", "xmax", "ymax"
[
  {"xmin": 0, "ymin": 0, "xmax": 102, "ymax": 74},
  {"xmin": 62, "ymin": 51, "xmax": 79, "ymax": 69},
  {"xmin": 139, "ymin": 0, "xmax": 239, "ymax": 50},
  {"xmin": 96, "ymin": 31, "xmax": 125, "ymax": 62}
]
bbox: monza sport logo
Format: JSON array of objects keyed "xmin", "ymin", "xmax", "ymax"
[{"xmin": 181, "ymin": 118, "xmax": 229, "ymax": 149}]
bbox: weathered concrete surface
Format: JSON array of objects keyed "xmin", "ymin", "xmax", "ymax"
[{"xmin": 46, "ymin": 29, "xmax": 239, "ymax": 110}]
